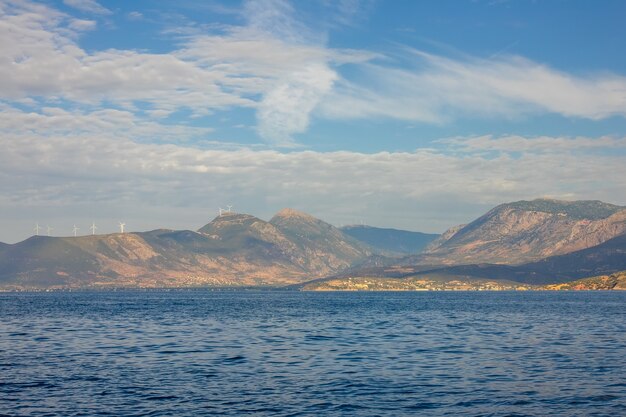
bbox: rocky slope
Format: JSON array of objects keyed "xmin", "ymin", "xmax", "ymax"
[
  {"xmin": 303, "ymin": 232, "xmax": 626, "ymax": 289},
  {"xmin": 269, "ymin": 209, "xmax": 371, "ymax": 274},
  {"xmin": 0, "ymin": 210, "xmax": 371, "ymax": 290},
  {"xmin": 421, "ymin": 199, "xmax": 626, "ymax": 265}
]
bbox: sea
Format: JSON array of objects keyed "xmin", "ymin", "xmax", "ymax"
[{"xmin": 0, "ymin": 290, "xmax": 624, "ymax": 416}]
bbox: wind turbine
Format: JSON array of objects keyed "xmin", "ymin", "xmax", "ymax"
[
  {"xmin": 227, "ymin": 205, "xmax": 233, "ymax": 213},
  {"xmin": 72, "ymin": 225, "xmax": 79, "ymax": 237},
  {"xmin": 34, "ymin": 222, "xmax": 42, "ymax": 236},
  {"xmin": 119, "ymin": 221, "xmax": 125, "ymax": 233},
  {"xmin": 46, "ymin": 226, "xmax": 53, "ymax": 237},
  {"xmin": 90, "ymin": 222, "xmax": 97, "ymax": 235}
]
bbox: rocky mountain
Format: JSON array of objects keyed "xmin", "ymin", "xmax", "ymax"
[
  {"xmin": 0, "ymin": 210, "xmax": 371, "ymax": 290},
  {"xmin": 269, "ymin": 209, "xmax": 371, "ymax": 272},
  {"xmin": 340, "ymin": 225, "xmax": 439, "ymax": 255},
  {"xmin": 420, "ymin": 199, "xmax": 626, "ymax": 265},
  {"xmin": 314, "ymin": 232, "xmax": 626, "ymax": 288},
  {"xmin": 3, "ymin": 199, "xmax": 625, "ymax": 291}
]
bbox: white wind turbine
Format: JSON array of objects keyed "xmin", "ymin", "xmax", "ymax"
[
  {"xmin": 227, "ymin": 205, "xmax": 233, "ymax": 213},
  {"xmin": 90, "ymin": 222, "xmax": 97, "ymax": 235},
  {"xmin": 119, "ymin": 221, "xmax": 126, "ymax": 233},
  {"xmin": 47, "ymin": 226, "xmax": 53, "ymax": 237},
  {"xmin": 34, "ymin": 222, "xmax": 42, "ymax": 236},
  {"xmin": 72, "ymin": 225, "xmax": 79, "ymax": 237}
]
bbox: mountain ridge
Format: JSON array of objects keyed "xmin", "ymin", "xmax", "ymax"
[
  {"xmin": 420, "ymin": 198, "xmax": 626, "ymax": 264},
  {"xmin": 310, "ymin": 232, "xmax": 626, "ymax": 288},
  {"xmin": 2, "ymin": 198, "xmax": 626, "ymax": 290},
  {"xmin": 0, "ymin": 209, "xmax": 371, "ymax": 290}
]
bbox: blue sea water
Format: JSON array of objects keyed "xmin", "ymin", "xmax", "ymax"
[{"xmin": 0, "ymin": 290, "xmax": 625, "ymax": 416}]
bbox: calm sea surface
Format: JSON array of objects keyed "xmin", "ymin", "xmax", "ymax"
[{"xmin": 1, "ymin": 290, "xmax": 625, "ymax": 416}]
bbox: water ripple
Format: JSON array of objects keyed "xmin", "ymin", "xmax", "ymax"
[{"xmin": 1, "ymin": 290, "xmax": 625, "ymax": 416}]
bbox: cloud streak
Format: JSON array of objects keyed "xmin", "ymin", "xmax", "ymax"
[
  {"xmin": 0, "ymin": 0, "xmax": 373, "ymax": 144},
  {"xmin": 321, "ymin": 50, "xmax": 626, "ymax": 123},
  {"xmin": 63, "ymin": 0, "xmax": 111, "ymax": 15},
  {"xmin": 257, "ymin": 63, "xmax": 337, "ymax": 146},
  {"xmin": 2, "ymin": 0, "xmax": 625, "ymax": 146}
]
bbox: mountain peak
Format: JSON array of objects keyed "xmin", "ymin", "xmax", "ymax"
[
  {"xmin": 272, "ymin": 208, "xmax": 316, "ymax": 221},
  {"xmin": 197, "ymin": 212, "xmax": 260, "ymax": 234},
  {"xmin": 212, "ymin": 211, "xmax": 254, "ymax": 221}
]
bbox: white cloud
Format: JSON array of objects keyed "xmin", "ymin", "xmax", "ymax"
[
  {"xmin": 63, "ymin": 0, "xmax": 111, "ymax": 15},
  {"xmin": 127, "ymin": 11, "xmax": 143, "ymax": 20},
  {"xmin": 257, "ymin": 63, "xmax": 337, "ymax": 146},
  {"xmin": 0, "ymin": 0, "xmax": 372, "ymax": 144},
  {"xmin": 5, "ymin": 0, "xmax": 623, "ymax": 147},
  {"xmin": 1, "ymin": 0, "xmax": 625, "ymax": 244},
  {"xmin": 244, "ymin": 0, "xmax": 314, "ymax": 44},
  {"xmin": 67, "ymin": 18, "xmax": 96, "ymax": 31},
  {"xmin": 0, "ymin": 104, "xmax": 213, "ymax": 143},
  {"xmin": 1, "ymin": 126, "xmax": 624, "ymax": 242},
  {"xmin": 178, "ymin": 0, "xmax": 373, "ymax": 144},
  {"xmin": 320, "ymin": 50, "xmax": 626, "ymax": 122}
]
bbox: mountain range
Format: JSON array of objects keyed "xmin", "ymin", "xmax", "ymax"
[
  {"xmin": 304, "ymin": 233, "xmax": 626, "ymax": 290},
  {"xmin": 1, "ymin": 198, "xmax": 625, "ymax": 290},
  {"xmin": 0, "ymin": 209, "xmax": 371, "ymax": 290}
]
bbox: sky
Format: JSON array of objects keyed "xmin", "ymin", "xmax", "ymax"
[{"xmin": 1, "ymin": 0, "xmax": 626, "ymax": 243}]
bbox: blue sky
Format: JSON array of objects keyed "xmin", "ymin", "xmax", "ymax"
[{"xmin": 0, "ymin": 0, "xmax": 625, "ymax": 242}]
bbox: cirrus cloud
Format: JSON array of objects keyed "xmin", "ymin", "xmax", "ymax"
[
  {"xmin": 62, "ymin": 0, "xmax": 111, "ymax": 15},
  {"xmin": 320, "ymin": 50, "xmax": 626, "ymax": 123},
  {"xmin": 2, "ymin": 0, "xmax": 626, "ymax": 146}
]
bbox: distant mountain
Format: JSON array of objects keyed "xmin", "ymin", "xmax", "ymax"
[
  {"xmin": 269, "ymin": 209, "xmax": 371, "ymax": 273},
  {"xmin": 340, "ymin": 225, "xmax": 438, "ymax": 255},
  {"xmin": 0, "ymin": 210, "xmax": 371, "ymax": 290},
  {"xmin": 0, "ymin": 236, "xmax": 100, "ymax": 288},
  {"xmin": 318, "ymin": 233, "xmax": 626, "ymax": 288},
  {"xmin": 421, "ymin": 198, "xmax": 626, "ymax": 264},
  {"xmin": 3, "ymin": 199, "xmax": 626, "ymax": 291}
]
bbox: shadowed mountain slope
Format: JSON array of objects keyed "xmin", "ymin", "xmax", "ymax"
[
  {"xmin": 269, "ymin": 209, "xmax": 371, "ymax": 274},
  {"xmin": 0, "ymin": 236, "xmax": 101, "ymax": 288},
  {"xmin": 340, "ymin": 225, "xmax": 439, "ymax": 255}
]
